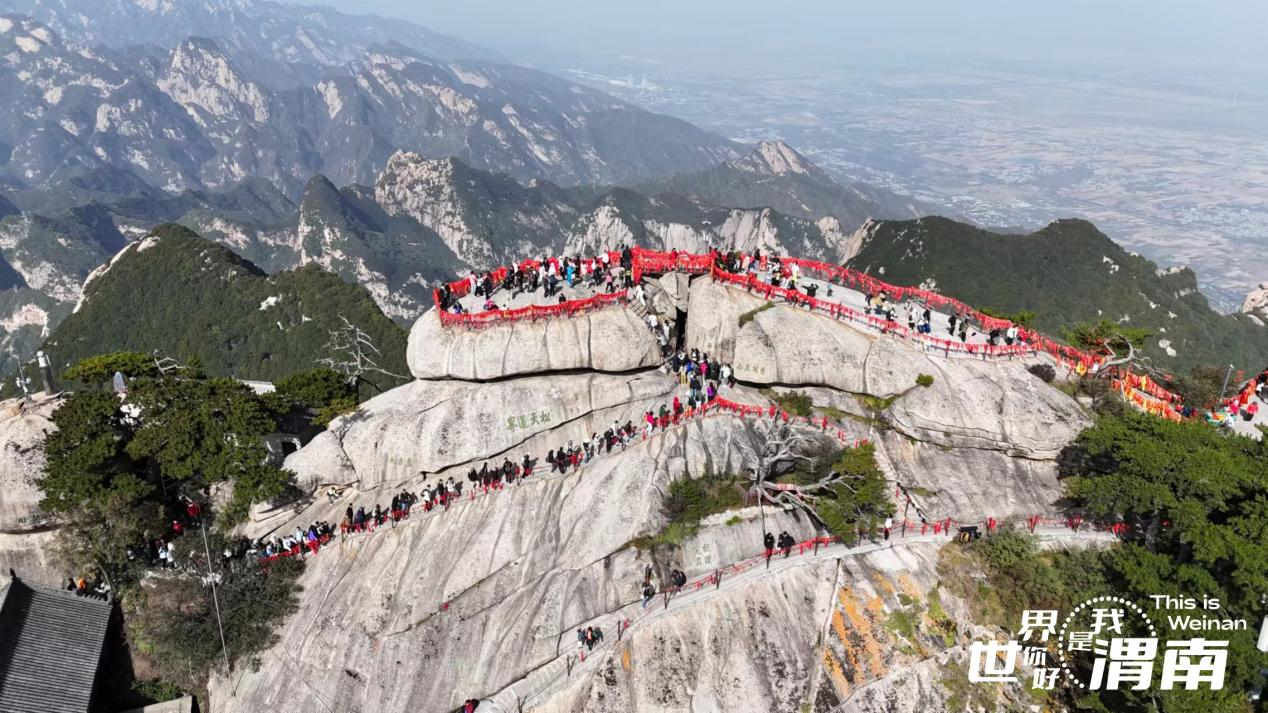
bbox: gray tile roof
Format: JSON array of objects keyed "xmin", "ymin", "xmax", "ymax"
[{"xmin": 0, "ymin": 577, "xmax": 112, "ymax": 713}]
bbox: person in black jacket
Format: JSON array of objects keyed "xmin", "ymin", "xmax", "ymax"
[{"xmin": 778, "ymin": 531, "xmax": 795, "ymax": 557}]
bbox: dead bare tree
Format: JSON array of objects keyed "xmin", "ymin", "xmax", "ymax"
[
  {"xmin": 733, "ymin": 418, "xmax": 874, "ymax": 529},
  {"xmin": 317, "ymin": 316, "xmax": 409, "ymax": 389},
  {"xmin": 1094, "ymin": 335, "xmax": 1163, "ymax": 380},
  {"xmin": 151, "ymin": 351, "xmax": 194, "ymax": 380}
]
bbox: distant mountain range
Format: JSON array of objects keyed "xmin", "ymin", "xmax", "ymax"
[
  {"xmin": 847, "ymin": 217, "xmax": 1268, "ymax": 372},
  {"xmin": 0, "ymin": 142, "xmax": 867, "ymax": 347},
  {"xmin": 0, "ymin": 13, "xmax": 739, "ymax": 195},
  {"xmin": 0, "ymin": 0, "xmax": 500, "ymax": 72},
  {"xmin": 636, "ymin": 139, "xmax": 936, "ymax": 231},
  {"xmin": 0, "ymin": 0, "xmax": 1261, "ymax": 379}
]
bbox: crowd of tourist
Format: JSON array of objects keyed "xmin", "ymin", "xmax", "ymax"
[
  {"xmin": 436, "ymin": 246, "xmax": 638, "ymax": 314},
  {"xmin": 138, "ymin": 333, "xmax": 738, "ymax": 575}
]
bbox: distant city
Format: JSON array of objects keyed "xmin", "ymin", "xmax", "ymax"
[{"xmin": 559, "ymin": 56, "xmax": 1268, "ymax": 311}]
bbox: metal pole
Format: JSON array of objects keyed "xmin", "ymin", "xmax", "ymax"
[
  {"xmin": 1218, "ymin": 363, "xmax": 1235, "ymax": 403},
  {"xmin": 200, "ymin": 518, "xmax": 232, "ymax": 673}
]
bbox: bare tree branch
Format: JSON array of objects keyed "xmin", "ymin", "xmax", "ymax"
[{"xmin": 317, "ymin": 316, "xmax": 410, "ymax": 387}]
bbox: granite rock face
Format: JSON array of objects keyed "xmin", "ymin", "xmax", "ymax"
[
  {"xmin": 213, "ymin": 413, "xmax": 789, "ymax": 713},
  {"xmin": 688, "ymin": 276, "xmax": 1090, "ymax": 459},
  {"xmin": 283, "ymin": 371, "xmax": 684, "ymax": 491},
  {"xmin": 407, "ymin": 305, "xmax": 662, "ymax": 380},
  {"xmin": 0, "ymin": 394, "xmax": 64, "ymax": 582},
  {"xmin": 210, "ymin": 270, "xmax": 1101, "ymax": 713},
  {"xmin": 0, "ymin": 395, "xmax": 60, "ymax": 533}
]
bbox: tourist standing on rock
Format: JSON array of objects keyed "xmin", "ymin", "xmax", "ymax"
[
  {"xmin": 884, "ymin": 517, "xmax": 893, "ymax": 540},
  {"xmin": 764, "ymin": 531, "xmax": 775, "ymax": 556}
]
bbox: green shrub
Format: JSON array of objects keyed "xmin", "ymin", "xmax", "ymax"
[
  {"xmin": 737, "ymin": 302, "xmax": 775, "ymax": 326},
  {"xmin": 313, "ymin": 397, "xmax": 357, "ymax": 426},
  {"xmin": 1026, "ymin": 363, "xmax": 1057, "ymax": 383},
  {"xmin": 64, "ymin": 351, "xmax": 159, "ymax": 385},
  {"xmin": 128, "ymin": 552, "xmax": 304, "ymax": 691},
  {"xmin": 915, "ymin": 373, "xmax": 934, "ymax": 388},
  {"xmin": 275, "ymin": 367, "xmax": 353, "ymax": 408},
  {"xmin": 816, "ymin": 444, "xmax": 893, "ymax": 544},
  {"xmin": 770, "ymin": 390, "xmax": 813, "ymax": 417},
  {"xmin": 131, "ymin": 678, "xmax": 183, "ymax": 704}
]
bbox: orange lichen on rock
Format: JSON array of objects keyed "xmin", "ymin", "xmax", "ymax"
[
  {"xmin": 838, "ymin": 588, "xmax": 887, "ymax": 678},
  {"xmin": 821, "ymin": 647, "xmax": 851, "ymax": 698}
]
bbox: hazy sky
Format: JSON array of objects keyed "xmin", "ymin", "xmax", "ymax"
[{"xmin": 317, "ymin": 0, "xmax": 1268, "ymax": 77}]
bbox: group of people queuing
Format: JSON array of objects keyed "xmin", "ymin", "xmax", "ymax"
[
  {"xmin": 437, "ymin": 245, "xmax": 639, "ymax": 314},
  {"xmin": 711, "ymin": 248, "xmax": 1007, "ymax": 351},
  {"xmin": 233, "ymin": 361, "xmax": 740, "ymax": 569},
  {"xmin": 546, "ymin": 423, "xmax": 639, "ymax": 474},
  {"xmin": 228, "ymin": 520, "xmax": 339, "ymax": 562}
]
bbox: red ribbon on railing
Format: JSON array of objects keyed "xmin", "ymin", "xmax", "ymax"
[{"xmin": 432, "ymin": 246, "xmax": 1187, "ymax": 414}]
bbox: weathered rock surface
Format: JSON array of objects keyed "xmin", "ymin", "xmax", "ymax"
[
  {"xmin": 540, "ymin": 539, "xmax": 1047, "ymax": 713},
  {"xmin": 213, "ymin": 410, "xmax": 792, "ymax": 713},
  {"xmin": 213, "ymin": 270, "xmax": 1102, "ymax": 713},
  {"xmin": 654, "ymin": 272, "xmax": 692, "ymax": 313},
  {"xmin": 0, "ymin": 395, "xmax": 60, "ymax": 533},
  {"xmin": 283, "ymin": 371, "xmax": 683, "ymax": 492},
  {"xmin": 539, "ymin": 561, "xmax": 838, "ymax": 713},
  {"xmin": 0, "ymin": 394, "xmax": 63, "ymax": 582},
  {"xmin": 407, "ymin": 305, "xmax": 662, "ymax": 380},
  {"xmin": 872, "ymin": 431, "xmax": 1063, "ymax": 522},
  {"xmin": 687, "ymin": 277, "xmax": 1090, "ymax": 459}
]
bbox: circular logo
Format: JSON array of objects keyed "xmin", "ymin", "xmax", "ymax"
[{"xmin": 1056, "ymin": 596, "xmax": 1158, "ymax": 689}]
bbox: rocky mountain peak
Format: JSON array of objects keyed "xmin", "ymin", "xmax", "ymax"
[
  {"xmin": 158, "ymin": 36, "xmax": 271, "ymax": 125},
  {"xmin": 0, "ymin": 14, "xmax": 60, "ymax": 54},
  {"xmin": 747, "ymin": 139, "xmax": 811, "ymax": 175},
  {"xmin": 1242, "ymin": 282, "xmax": 1268, "ymax": 321}
]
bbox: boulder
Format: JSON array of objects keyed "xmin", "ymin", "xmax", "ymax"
[
  {"xmin": 0, "ymin": 395, "xmax": 60, "ymax": 533},
  {"xmin": 759, "ymin": 386, "xmax": 1067, "ymax": 521},
  {"xmin": 687, "ymin": 277, "xmax": 1090, "ymax": 458},
  {"xmin": 285, "ymin": 372, "xmax": 683, "ymax": 491},
  {"xmin": 654, "ymin": 272, "xmax": 691, "ymax": 312},
  {"xmin": 683, "ymin": 275, "xmax": 766, "ymax": 362},
  {"xmin": 735, "ymin": 300, "xmax": 875, "ymax": 393},
  {"xmin": 872, "ymin": 430, "xmax": 1063, "ymax": 522},
  {"xmin": 0, "ymin": 394, "xmax": 63, "ymax": 583},
  {"xmin": 407, "ymin": 305, "xmax": 662, "ymax": 381},
  {"xmin": 882, "ymin": 356, "xmax": 1089, "ymax": 458}
]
